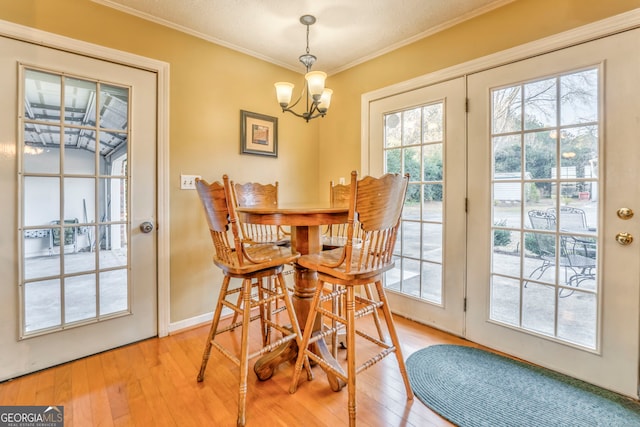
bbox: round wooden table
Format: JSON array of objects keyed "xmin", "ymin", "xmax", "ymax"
[{"xmin": 237, "ymin": 203, "xmax": 348, "ymax": 390}]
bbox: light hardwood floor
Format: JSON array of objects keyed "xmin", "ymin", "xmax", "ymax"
[{"xmin": 0, "ymin": 314, "xmax": 483, "ymax": 426}]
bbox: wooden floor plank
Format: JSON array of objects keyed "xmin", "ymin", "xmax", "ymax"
[
  {"xmin": 85, "ymin": 354, "xmax": 115, "ymax": 427},
  {"xmin": 71, "ymin": 357, "xmax": 94, "ymax": 427},
  {"xmin": 52, "ymin": 363, "xmax": 73, "ymax": 426},
  {"xmin": 0, "ymin": 378, "xmax": 21, "ymax": 406},
  {"xmin": 100, "ymin": 350, "xmax": 131, "ymax": 422},
  {"xmin": 33, "ymin": 368, "xmax": 55, "ymax": 405},
  {"xmin": 138, "ymin": 373, "xmax": 179, "ymax": 427}
]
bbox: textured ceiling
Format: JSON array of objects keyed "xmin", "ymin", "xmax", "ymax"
[{"xmin": 94, "ymin": 0, "xmax": 513, "ymax": 74}]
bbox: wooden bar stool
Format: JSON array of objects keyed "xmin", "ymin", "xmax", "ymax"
[
  {"xmin": 195, "ymin": 175, "xmax": 309, "ymax": 427},
  {"xmin": 289, "ymin": 171, "xmax": 413, "ymax": 426},
  {"xmin": 230, "ymin": 180, "xmax": 292, "ymax": 342},
  {"xmin": 323, "ymin": 179, "xmax": 384, "ymax": 356}
]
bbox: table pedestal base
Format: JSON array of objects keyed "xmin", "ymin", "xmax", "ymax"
[{"xmin": 254, "ymin": 265, "xmax": 346, "ymax": 391}]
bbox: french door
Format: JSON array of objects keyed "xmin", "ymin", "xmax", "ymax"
[
  {"xmin": 367, "ymin": 27, "xmax": 640, "ymax": 397},
  {"xmin": 0, "ymin": 34, "xmax": 158, "ymax": 380},
  {"xmin": 368, "ymin": 77, "xmax": 467, "ymax": 335},
  {"xmin": 466, "ymin": 28, "xmax": 640, "ymax": 397}
]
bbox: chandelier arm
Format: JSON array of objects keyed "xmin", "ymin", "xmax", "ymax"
[
  {"xmin": 280, "ymin": 108, "xmax": 309, "ymax": 119},
  {"xmin": 285, "ymin": 89, "xmax": 305, "ymax": 111},
  {"xmin": 306, "ymin": 103, "xmax": 326, "ymax": 120},
  {"xmin": 281, "ymin": 101, "xmax": 326, "ymax": 122},
  {"xmin": 280, "ymin": 79, "xmax": 309, "ymax": 114}
]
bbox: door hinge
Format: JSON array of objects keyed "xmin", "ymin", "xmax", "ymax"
[
  {"xmin": 465, "ymin": 198, "xmax": 468, "ymax": 213},
  {"xmin": 463, "ymin": 297, "xmax": 467, "ymax": 312},
  {"xmin": 465, "ymin": 98, "xmax": 469, "ymax": 113}
]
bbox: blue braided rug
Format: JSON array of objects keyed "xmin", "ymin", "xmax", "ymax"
[{"xmin": 406, "ymin": 345, "xmax": 640, "ymax": 427}]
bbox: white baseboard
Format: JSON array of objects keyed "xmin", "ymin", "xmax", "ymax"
[{"xmin": 167, "ymin": 308, "xmax": 232, "ymax": 334}]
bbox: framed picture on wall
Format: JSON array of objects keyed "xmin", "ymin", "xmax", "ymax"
[{"xmin": 240, "ymin": 110, "xmax": 278, "ymax": 157}]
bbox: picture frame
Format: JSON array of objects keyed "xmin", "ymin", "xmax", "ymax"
[{"xmin": 240, "ymin": 110, "xmax": 278, "ymax": 157}]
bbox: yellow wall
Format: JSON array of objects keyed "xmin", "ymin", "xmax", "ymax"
[{"xmin": 1, "ymin": 0, "xmax": 638, "ymax": 326}]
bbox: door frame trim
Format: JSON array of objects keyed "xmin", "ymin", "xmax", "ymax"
[
  {"xmin": 0, "ymin": 18, "xmax": 171, "ymax": 337},
  {"xmin": 361, "ymin": 9, "xmax": 640, "ymax": 174}
]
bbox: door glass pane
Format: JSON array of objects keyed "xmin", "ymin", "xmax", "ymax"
[
  {"xmin": 64, "ymin": 178, "xmax": 95, "ymax": 222},
  {"xmin": 557, "ymin": 290, "xmax": 597, "ymax": 347},
  {"xmin": 24, "ymin": 279, "xmax": 61, "ymax": 332},
  {"xmin": 422, "ymin": 223, "xmax": 442, "ymax": 263},
  {"xmin": 384, "ymin": 113, "xmax": 401, "ymax": 148},
  {"xmin": 493, "ymin": 135, "xmax": 521, "ymax": 177},
  {"xmin": 23, "ymin": 229, "xmax": 60, "ymax": 280},
  {"xmin": 23, "ymin": 124, "xmax": 61, "ymax": 174},
  {"xmin": 522, "ymin": 282, "xmax": 555, "ymax": 334},
  {"xmin": 383, "ymin": 101, "xmax": 445, "ymax": 304},
  {"xmin": 421, "ymin": 261, "xmax": 442, "ymax": 302},
  {"xmin": 423, "ymin": 184, "xmax": 443, "ymax": 222},
  {"xmin": 492, "ymin": 86, "xmax": 521, "ymax": 133},
  {"xmin": 423, "ymin": 103, "xmax": 443, "ymax": 142},
  {"xmin": 19, "ymin": 67, "xmax": 131, "ymax": 337},
  {"xmin": 99, "ymin": 132, "xmax": 128, "ymax": 163},
  {"xmin": 490, "ymin": 276, "xmax": 519, "ymax": 326},
  {"xmin": 65, "ymin": 78, "xmax": 97, "ymax": 126},
  {"xmin": 423, "ymin": 144, "xmax": 442, "ymax": 180},
  {"xmin": 560, "ymin": 69, "xmax": 598, "ymax": 126},
  {"xmin": 64, "ymin": 129, "xmax": 96, "ymax": 174},
  {"xmin": 100, "ymin": 269, "xmax": 128, "ymax": 315},
  {"xmin": 24, "ymin": 69, "xmax": 61, "ymax": 123},
  {"xmin": 65, "ymin": 274, "xmax": 97, "ymax": 323},
  {"xmin": 402, "ymin": 221, "xmax": 420, "ymax": 258},
  {"xmin": 99, "ymin": 224, "xmax": 128, "ymax": 268},
  {"xmin": 100, "ymin": 84, "xmax": 129, "ymax": 131},
  {"xmin": 493, "ymin": 229, "xmax": 520, "ymax": 277},
  {"xmin": 402, "ymin": 108, "xmax": 421, "ymax": 145},
  {"xmin": 386, "ymin": 148, "xmax": 401, "ymax": 174},
  {"xmin": 525, "ymin": 131, "xmax": 556, "ymax": 180},
  {"xmin": 490, "ymin": 67, "xmax": 599, "ymax": 349},
  {"xmin": 99, "ymin": 178, "xmax": 128, "ymax": 222},
  {"xmin": 523, "ymin": 78, "xmax": 557, "ymax": 130},
  {"xmin": 404, "ymin": 146, "xmax": 420, "ymax": 179},
  {"xmin": 24, "ymin": 176, "xmax": 60, "ymax": 226}
]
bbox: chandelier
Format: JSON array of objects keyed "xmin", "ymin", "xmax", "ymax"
[{"xmin": 274, "ymin": 15, "xmax": 332, "ymax": 122}]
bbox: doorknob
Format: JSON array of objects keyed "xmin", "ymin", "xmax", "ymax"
[
  {"xmin": 615, "ymin": 232, "xmax": 633, "ymax": 246},
  {"xmin": 139, "ymin": 221, "xmax": 154, "ymax": 233},
  {"xmin": 617, "ymin": 208, "xmax": 634, "ymax": 220}
]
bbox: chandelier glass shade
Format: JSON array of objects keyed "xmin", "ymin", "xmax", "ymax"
[{"xmin": 274, "ymin": 15, "xmax": 332, "ymax": 122}]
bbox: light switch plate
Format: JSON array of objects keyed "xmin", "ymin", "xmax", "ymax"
[{"xmin": 180, "ymin": 174, "xmax": 200, "ymax": 190}]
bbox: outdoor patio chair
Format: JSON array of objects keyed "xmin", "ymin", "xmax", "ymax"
[
  {"xmin": 527, "ymin": 210, "xmax": 596, "ymax": 297},
  {"xmin": 547, "ymin": 206, "xmax": 596, "ymax": 258}
]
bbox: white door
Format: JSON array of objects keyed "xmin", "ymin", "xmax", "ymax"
[
  {"xmin": 466, "ymin": 28, "xmax": 640, "ymax": 397},
  {"xmin": 0, "ymin": 35, "xmax": 158, "ymax": 380},
  {"xmin": 368, "ymin": 77, "xmax": 467, "ymax": 335}
]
